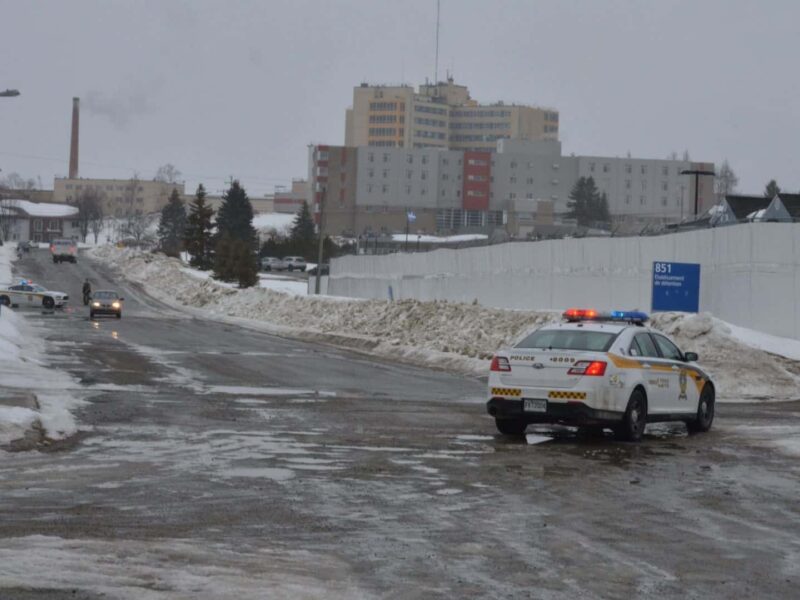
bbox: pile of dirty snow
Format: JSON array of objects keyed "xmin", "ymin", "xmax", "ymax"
[{"xmin": 89, "ymin": 246, "xmax": 800, "ymax": 402}]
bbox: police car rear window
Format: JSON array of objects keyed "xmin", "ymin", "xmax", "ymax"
[{"xmin": 516, "ymin": 330, "xmax": 618, "ymax": 352}]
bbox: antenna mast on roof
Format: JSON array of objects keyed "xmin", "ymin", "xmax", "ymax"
[{"xmin": 434, "ymin": 0, "xmax": 440, "ymax": 84}]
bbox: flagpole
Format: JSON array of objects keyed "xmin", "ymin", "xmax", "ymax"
[{"xmin": 405, "ymin": 210, "xmax": 409, "ymax": 252}]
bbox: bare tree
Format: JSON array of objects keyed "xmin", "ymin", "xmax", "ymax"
[
  {"xmin": 89, "ymin": 211, "xmax": 106, "ymax": 244},
  {"xmin": 118, "ymin": 174, "xmax": 156, "ymax": 246},
  {"xmin": 714, "ymin": 159, "xmax": 739, "ymax": 201},
  {"xmin": 0, "ymin": 172, "xmax": 36, "ymax": 193},
  {"xmin": 154, "ymin": 164, "xmax": 182, "ymax": 184},
  {"xmin": 0, "ymin": 198, "xmax": 15, "ymax": 242},
  {"xmin": 71, "ymin": 188, "xmax": 105, "ymax": 242}
]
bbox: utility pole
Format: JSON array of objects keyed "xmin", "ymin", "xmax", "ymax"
[{"xmin": 314, "ymin": 185, "xmax": 326, "ymax": 295}]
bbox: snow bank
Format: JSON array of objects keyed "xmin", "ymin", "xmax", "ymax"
[
  {"xmin": 0, "ymin": 244, "xmax": 80, "ymax": 445},
  {"xmin": 89, "ymin": 247, "xmax": 800, "ymax": 402}
]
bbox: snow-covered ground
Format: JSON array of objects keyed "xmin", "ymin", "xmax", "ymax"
[
  {"xmin": 179, "ymin": 264, "xmax": 309, "ymax": 295},
  {"xmin": 0, "ymin": 244, "xmax": 80, "ymax": 445},
  {"xmin": 89, "ymin": 246, "xmax": 800, "ymax": 402}
]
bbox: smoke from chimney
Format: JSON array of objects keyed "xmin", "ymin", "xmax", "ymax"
[{"xmin": 69, "ymin": 97, "xmax": 79, "ymax": 179}]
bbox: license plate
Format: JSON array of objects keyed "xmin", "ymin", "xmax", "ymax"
[{"xmin": 523, "ymin": 398, "xmax": 547, "ymax": 413}]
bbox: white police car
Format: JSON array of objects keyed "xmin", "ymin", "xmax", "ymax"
[
  {"xmin": 0, "ymin": 280, "xmax": 69, "ymax": 309},
  {"xmin": 486, "ymin": 309, "xmax": 715, "ymax": 441}
]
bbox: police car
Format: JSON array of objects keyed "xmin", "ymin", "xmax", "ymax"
[
  {"xmin": 486, "ymin": 309, "xmax": 715, "ymax": 441},
  {"xmin": 0, "ymin": 280, "xmax": 69, "ymax": 309}
]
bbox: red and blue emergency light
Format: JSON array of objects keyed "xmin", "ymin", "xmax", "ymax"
[{"xmin": 563, "ymin": 308, "xmax": 648, "ymax": 324}]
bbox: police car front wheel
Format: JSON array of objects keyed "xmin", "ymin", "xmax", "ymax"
[{"xmin": 687, "ymin": 385, "xmax": 715, "ymax": 433}]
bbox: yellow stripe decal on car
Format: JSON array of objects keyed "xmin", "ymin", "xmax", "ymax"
[
  {"xmin": 607, "ymin": 353, "xmax": 707, "ymax": 392},
  {"xmin": 548, "ymin": 391, "xmax": 587, "ymax": 400},
  {"xmin": 491, "ymin": 387, "xmax": 521, "ymax": 397}
]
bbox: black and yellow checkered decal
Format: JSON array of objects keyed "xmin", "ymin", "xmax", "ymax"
[
  {"xmin": 491, "ymin": 387, "xmax": 521, "ymax": 397},
  {"xmin": 547, "ymin": 391, "xmax": 587, "ymax": 400}
]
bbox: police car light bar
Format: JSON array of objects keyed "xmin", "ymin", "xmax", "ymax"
[{"xmin": 563, "ymin": 308, "xmax": 648, "ymax": 323}]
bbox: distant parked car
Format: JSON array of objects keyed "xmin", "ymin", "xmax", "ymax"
[
  {"xmin": 260, "ymin": 256, "xmax": 287, "ymax": 272},
  {"xmin": 283, "ymin": 256, "xmax": 307, "ymax": 272},
  {"xmin": 308, "ymin": 263, "xmax": 330, "ymax": 276}
]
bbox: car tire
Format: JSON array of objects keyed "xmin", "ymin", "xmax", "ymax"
[
  {"xmin": 52, "ymin": 257, "xmax": 58, "ymax": 264},
  {"xmin": 90, "ymin": 312, "xmax": 95, "ymax": 320},
  {"xmin": 687, "ymin": 384, "xmax": 715, "ymax": 433},
  {"xmin": 495, "ymin": 418, "xmax": 527, "ymax": 436},
  {"xmin": 287, "ymin": 266, "xmax": 293, "ymax": 272},
  {"xmin": 116, "ymin": 313, "xmax": 122, "ymax": 319},
  {"xmin": 615, "ymin": 388, "xmax": 647, "ymax": 442},
  {"xmin": 0, "ymin": 295, "xmax": 9, "ymax": 306},
  {"xmin": 42, "ymin": 296, "xmax": 55, "ymax": 309}
]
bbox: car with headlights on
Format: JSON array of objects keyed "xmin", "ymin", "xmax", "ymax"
[
  {"xmin": 486, "ymin": 309, "xmax": 716, "ymax": 441},
  {"xmin": 90, "ymin": 290, "xmax": 124, "ymax": 319}
]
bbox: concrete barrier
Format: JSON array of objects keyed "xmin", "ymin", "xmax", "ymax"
[{"xmin": 325, "ymin": 223, "xmax": 800, "ymax": 341}]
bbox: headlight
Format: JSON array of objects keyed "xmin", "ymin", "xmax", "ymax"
[
  {"xmin": 92, "ymin": 301, "xmax": 100, "ymax": 307},
  {"xmin": 112, "ymin": 302, "xmax": 120, "ymax": 308}
]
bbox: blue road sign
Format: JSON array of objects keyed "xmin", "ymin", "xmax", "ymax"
[{"xmin": 651, "ymin": 261, "xmax": 701, "ymax": 313}]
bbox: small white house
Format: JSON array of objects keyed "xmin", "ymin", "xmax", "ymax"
[{"xmin": 0, "ymin": 199, "xmax": 80, "ymax": 243}]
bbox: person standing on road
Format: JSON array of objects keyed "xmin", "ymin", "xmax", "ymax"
[{"xmin": 82, "ymin": 279, "xmax": 92, "ymax": 304}]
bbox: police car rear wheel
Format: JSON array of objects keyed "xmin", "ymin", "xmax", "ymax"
[
  {"xmin": 0, "ymin": 295, "xmax": 9, "ymax": 306},
  {"xmin": 615, "ymin": 389, "xmax": 647, "ymax": 442},
  {"xmin": 687, "ymin": 385, "xmax": 715, "ymax": 433},
  {"xmin": 495, "ymin": 418, "xmax": 527, "ymax": 436},
  {"xmin": 42, "ymin": 296, "xmax": 55, "ymax": 309}
]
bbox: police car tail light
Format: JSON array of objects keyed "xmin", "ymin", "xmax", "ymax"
[
  {"xmin": 490, "ymin": 356, "xmax": 511, "ymax": 372},
  {"xmin": 564, "ymin": 308, "xmax": 599, "ymax": 321},
  {"xmin": 568, "ymin": 360, "xmax": 607, "ymax": 376}
]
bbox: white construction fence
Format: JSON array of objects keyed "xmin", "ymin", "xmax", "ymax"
[{"xmin": 323, "ymin": 223, "xmax": 800, "ymax": 341}]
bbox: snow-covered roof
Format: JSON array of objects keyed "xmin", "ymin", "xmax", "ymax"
[{"xmin": 1, "ymin": 199, "xmax": 78, "ymax": 218}]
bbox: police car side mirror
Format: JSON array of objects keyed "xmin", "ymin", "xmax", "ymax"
[{"xmin": 684, "ymin": 352, "xmax": 699, "ymax": 362}]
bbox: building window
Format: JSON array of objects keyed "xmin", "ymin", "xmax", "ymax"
[
  {"xmin": 406, "ymin": 155, "xmax": 413, "ymax": 164},
  {"xmin": 66, "ymin": 184, "xmax": 73, "ymax": 190},
  {"xmin": 603, "ymin": 164, "xmax": 610, "ymax": 173},
  {"xmin": 662, "ymin": 166, "xmax": 668, "ymax": 176},
  {"xmin": 510, "ymin": 161, "xmax": 517, "ymax": 169},
  {"xmin": 367, "ymin": 184, "xmax": 373, "ymax": 193},
  {"xmin": 406, "ymin": 170, "xmax": 412, "ymax": 179},
  {"xmin": 381, "ymin": 184, "xmax": 388, "ymax": 194},
  {"xmin": 510, "ymin": 176, "xmax": 517, "ymax": 184},
  {"xmin": 383, "ymin": 153, "xmax": 389, "ymax": 162},
  {"xmin": 526, "ymin": 177, "xmax": 534, "ymax": 184},
  {"xmin": 441, "ymin": 173, "xmax": 449, "ymax": 181},
  {"xmin": 421, "ymin": 188, "xmax": 427, "ymax": 196},
  {"xmin": 625, "ymin": 180, "xmax": 631, "ymax": 189},
  {"xmin": 641, "ymin": 181, "xmax": 647, "ymax": 191},
  {"xmin": 640, "ymin": 165, "xmax": 646, "ymax": 174},
  {"xmin": 368, "ymin": 153, "xmax": 374, "ymax": 163},
  {"xmin": 33, "ymin": 219, "xmax": 43, "ymax": 231},
  {"xmin": 442, "ymin": 158, "xmax": 449, "ymax": 166},
  {"xmin": 625, "ymin": 164, "xmax": 632, "ymax": 174},
  {"xmin": 625, "ymin": 195, "xmax": 631, "ymax": 204},
  {"xmin": 640, "ymin": 195, "xmax": 646, "ymax": 205},
  {"xmin": 662, "ymin": 182, "xmax": 668, "ymax": 191},
  {"xmin": 382, "ymin": 170, "xmax": 388, "ymax": 178},
  {"xmin": 421, "ymin": 156, "xmax": 428, "ymax": 165},
  {"xmin": 406, "ymin": 185, "xmax": 411, "ymax": 194},
  {"xmin": 661, "ymin": 196, "xmax": 668, "ymax": 206},
  {"xmin": 589, "ymin": 162, "xmax": 595, "ymax": 173},
  {"xmin": 368, "ymin": 169, "xmax": 374, "ymax": 178}
]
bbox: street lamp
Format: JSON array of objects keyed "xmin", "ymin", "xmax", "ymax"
[
  {"xmin": 0, "ymin": 89, "xmax": 20, "ymax": 97},
  {"xmin": 680, "ymin": 169, "xmax": 715, "ymax": 217}
]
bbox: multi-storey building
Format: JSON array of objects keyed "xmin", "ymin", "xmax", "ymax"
[
  {"xmin": 345, "ymin": 78, "xmax": 559, "ymax": 152},
  {"xmin": 54, "ymin": 177, "xmax": 185, "ymax": 216},
  {"xmin": 308, "ymin": 141, "xmax": 715, "ymax": 237},
  {"xmin": 272, "ymin": 179, "xmax": 309, "ymax": 214}
]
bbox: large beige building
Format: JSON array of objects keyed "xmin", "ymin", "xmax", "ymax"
[
  {"xmin": 344, "ymin": 78, "xmax": 559, "ymax": 152},
  {"xmin": 54, "ymin": 177, "xmax": 185, "ymax": 216}
]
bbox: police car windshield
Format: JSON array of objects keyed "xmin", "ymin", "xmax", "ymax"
[{"xmin": 516, "ymin": 329, "xmax": 618, "ymax": 352}]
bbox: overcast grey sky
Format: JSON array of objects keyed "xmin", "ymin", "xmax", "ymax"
[{"xmin": 1, "ymin": 0, "xmax": 798, "ymax": 197}]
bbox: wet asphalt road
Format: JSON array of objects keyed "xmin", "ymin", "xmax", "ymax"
[{"xmin": 1, "ymin": 248, "xmax": 799, "ymax": 599}]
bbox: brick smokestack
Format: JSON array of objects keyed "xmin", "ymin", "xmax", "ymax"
[{"xmin": 68, "ymin": 97, "xmax": 79, "ymax": 179}]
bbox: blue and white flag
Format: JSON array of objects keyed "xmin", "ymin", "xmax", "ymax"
[{"xmin": 407, "ymin": 211, "xmax": 416, "ymax": 222}]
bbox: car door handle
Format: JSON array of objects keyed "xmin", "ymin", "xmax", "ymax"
[
  {"xmin": 671, "ymin": 365, "xmax": 680, "ymax": 371},
  {"xmin": 641, "ymin": 363, "xmax": 652, "ymax": 369}
]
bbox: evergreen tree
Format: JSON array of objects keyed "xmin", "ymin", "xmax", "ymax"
[
  {"xmin": 566, "ymin": 177, "xmax": 609, "ymax": 228},
  {"xmin": 213, "ymin": 181, "xmax": 258, "ymax": 286},
  {"xmin": 764, "ymin": 179, "xmax": 781, "ymax": 199},
  {"xmin": 231, "ymin": 239, "xmax": 259, "ymax": 288},
  {"xmin": 290, "ymin": 201, "xmax": 316, "ymax": 246},
  {"xmin": 157, "ymin": 188, "xmax": 187, "ymax": 257},
  {"xmin": 215, "ymin": 180, "xmax": 256, "ymax": 246},
  {"xmin": 184, "ymin": 184, "xmax": 215, "ymax": 269}
]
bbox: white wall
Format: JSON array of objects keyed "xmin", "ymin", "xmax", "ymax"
[{"xmin": 326, "ymin": 223, "xmax": 800, "ymax": 341}]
